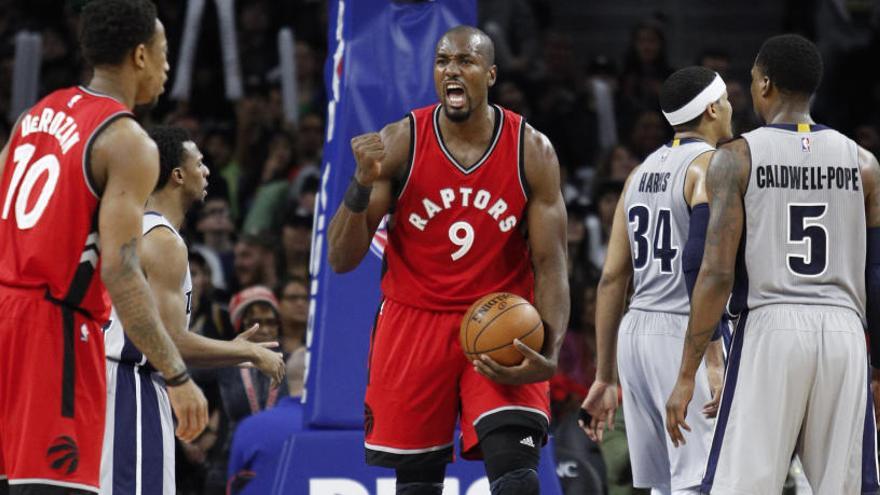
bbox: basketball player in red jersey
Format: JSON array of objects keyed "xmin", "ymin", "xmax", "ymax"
[
  {"xmin": 328, "ymin": 26, "xmax": 569, "ymax": 494},
  {"xmin": 0, "ymin": 1, "xmax": 208, "ymax": 493}
]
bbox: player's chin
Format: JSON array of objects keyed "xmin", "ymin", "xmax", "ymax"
[{"xmin": 444, "ymin": 106, "xmax": 470, "ymax": 122}]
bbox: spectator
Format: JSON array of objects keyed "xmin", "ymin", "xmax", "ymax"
[
  {"xmin": 295, "ymin": 112, "xmax": 324, "ymax": 172},
  {"xmin": 189, "ymin": 251, "xmax": 235, "ymax": 341},
  {"xmin": 595, "ymin": 144, "xmax": 639, "ymax": 182},
  {"xmin": 627, "ymin": 110, "xmax": 668, "ymax": 160},
  {"xmin": 233, "ymin": 234, "xmax": 278, "ymax": 292},
  {"xmin": 194, "ymin": 195, "xmax": 237, "ymax": 293},
  {"xmin": 228, "ymin": 348, "xmax": 306, "ymax": 495},
  {"xmin": 276, "ymin": 277, "xmax": 309, "ymax": 353},
  {"xmin": 584, "ymin": 180, "xmax": 623, "ymax": 271},
  {"xmin": 279, "ymin": 207, "xmax": 313, "ymax": 280},
  {"xmin": 697, "ymin": 48, "xmax": 731, "ymax": 79},
  {"xmin": 618, "ymin": 18, "xmax": 673, "ymax": 132}
]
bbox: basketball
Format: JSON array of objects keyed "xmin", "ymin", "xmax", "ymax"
[{"xmin": 460, "ymin": 292, "xmax": 544, "ymax": 366}]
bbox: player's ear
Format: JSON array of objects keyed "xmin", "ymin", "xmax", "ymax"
[
  {"xmin": 132, "ymin": 43, "xmax": 148, "ymax": 70},
  {"xmin": 173, "ymin": 167, "xmax": 184, "ymax": 184},
  {"xmin": 487, "ymin": 65, "xmax": 497, "ymax": 89},
  {"xmin": 760, "ymin": 75, "xmax": 772, "ymax": 98}
]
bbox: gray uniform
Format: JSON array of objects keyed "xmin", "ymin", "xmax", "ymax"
[
  {"xmin": 703, "ymin": 124, "xmax": 879, "ymax": 495},
  {"xmin": 618, "ymin": 138, "xmax": 716, "ymax": 492}
]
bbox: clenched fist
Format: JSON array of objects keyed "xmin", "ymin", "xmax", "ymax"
[{"xmin": 350, "ymin": 133, "xmax": 385, "ymax": 186}]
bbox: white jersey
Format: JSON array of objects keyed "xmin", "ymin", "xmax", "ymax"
[
  {"xmin": 104, "ymin": 211, "xmax": 192, "ymax": 365},
  {"xmin": 733, "ymin": 124, "xmax": 866, "ymax": 321},
  {"xmin": 624, "ymin": 138, "xmax": 715, "ymax": 315}
]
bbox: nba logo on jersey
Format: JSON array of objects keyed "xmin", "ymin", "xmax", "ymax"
[{"xmin": 801, "ymin": 136, "xmax": 811, "ymax": 152}]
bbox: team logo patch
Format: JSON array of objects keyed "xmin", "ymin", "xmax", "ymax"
[
  {"xmin": 801, "ymin": 137, "xmax": 811, "ymax": 152},
  {"xmin": 47, "ymin": 436, "xmax": 79, "ymax": 475},
  {"xmin": 369, "ymin": 216, "xmax": 389, "ymax": 259},
  {"xmin": 364, "ymin": 403, "xmax": 375, "ymax": 437}
]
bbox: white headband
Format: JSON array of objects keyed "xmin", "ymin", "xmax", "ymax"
[{"xmin": 662, "ymin": 73, "xmax": 727, "ymax": 126}]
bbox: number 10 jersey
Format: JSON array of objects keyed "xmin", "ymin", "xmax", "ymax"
[
  {"xmin": 0, "ymin": 86, "xmax": 131, "ymax": 321},
  {"xmin": 735, "ymin": 124, "xmax": 866, "ymax": 321},
  {"xmin": 381, "ymin": 104, "xmax": 534, "ymax": 312}
]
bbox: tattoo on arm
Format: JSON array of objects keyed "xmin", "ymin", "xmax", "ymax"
[{"xmin": 105, "ymin": 238, "xmax": 186, "ymax": 377}]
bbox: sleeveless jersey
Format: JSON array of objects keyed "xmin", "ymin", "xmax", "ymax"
[
  {"xmin": 381, "ymin": 104, "xmax": 534, "ymax": 311},
  {"xmin": 105, "ymin": 212, "xmax": 193, "ymax": 365},
  {"xmin": 624, "ymin": 138, "xmax": 715, "ymax": 315},
  {"xmin": 0, "ymin": 86, "xmax": 131, "ymax": 321},
  {"xmin": 730, "ymin": 124, "xmax": 866, "ymax": 320}
]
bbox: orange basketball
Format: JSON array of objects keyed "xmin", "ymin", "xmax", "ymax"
[{"xmin": 460, "ymin": 292, "xmax": 544, "ymax": 366}]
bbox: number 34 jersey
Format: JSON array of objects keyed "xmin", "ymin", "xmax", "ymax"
[
  {"xmin": 734, "ymin": 124, "xmax": 866, "ymax": 321},
  {"xmin": 0, "ymin": 86, "xmax": 131, "ymax": 321},
  {"xmin": 625, "ymin": 138, "xmax": 715, "ymax": 316},
  {"xmin": 381, "ymin": 104, "xmax": 534, "ymax": 312}
]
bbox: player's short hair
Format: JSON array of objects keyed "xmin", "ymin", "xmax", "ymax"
[
  {"xmin": 79, "ymin": 0, "xmax": 158, "ymax": 67},
  {"xmin": 659, "ymin": 66, "xmax": 719, "ymax": 130},
  {"xmin": 755, "ymin": 34, "xmax": 823, "ymax": 96},
  {"xmin": 147, "ymin": 125, "xmax": 192, "ymax": 192},
  {"xmin": 438, "ymin": 25, "xmax": 495, "ymax": 66}
]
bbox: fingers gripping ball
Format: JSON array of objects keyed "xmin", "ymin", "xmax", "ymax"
[{"xmin": 460, "ymin": 293, "xmax": 544, "ymax": 366}]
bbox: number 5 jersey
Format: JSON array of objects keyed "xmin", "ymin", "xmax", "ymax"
[{"xmin": 381, "ymin": 104, "xmax": 534, "ymax": 311}]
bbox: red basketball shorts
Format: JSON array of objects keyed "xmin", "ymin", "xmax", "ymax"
[
  {"xmin": 364, "ymin": 298, "xmax": 550, "ymax": 468},
  {"xmin": 0, "ymin": 287, "xmax": 106, "ymax": 492}
]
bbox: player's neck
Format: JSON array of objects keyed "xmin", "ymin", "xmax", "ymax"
[
  {"xmin": 86, "ymin": 70, "xmax": 137, "ymax": 109},
  {"xmin": 438, "ymin": 103, "xmax": 494, "ymax": 142},
  {"xmin": 145, "ymin": 192, "xmax": 185, "ymax": 230},
  {"xmin": 673, "ymin": 130, "xmax": 716, "ymax": 147},
  {"xmin": 764, "ymin": 99, "xmax": 814, "ymax": 126}
]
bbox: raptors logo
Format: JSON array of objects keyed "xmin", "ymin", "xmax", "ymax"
[{"xmin": 47, "ymin": 436, "xmax": 79, "ymax": 475}]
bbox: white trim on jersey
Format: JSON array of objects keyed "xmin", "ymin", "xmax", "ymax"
[
  {"xmin": 79, "ymin": 110, "xmax": 132, "ymax": 199},
  {"xmin": 472, "ymin": 405, "xmax": 550, "ymax": 427},
  {"xmin": 396, "ymin": 112, "xmax": 418, "ymax": 200},
  {"xmin": 8, "ymin": 478, "xmax": 99, "ymax": 493},
  {"xmin": 432, "ymin": 104, "xmax": 504, "ymax": 175},
  {"xmin": 364, "ymin": 440, "xmax": 455, "ymax": 455}
]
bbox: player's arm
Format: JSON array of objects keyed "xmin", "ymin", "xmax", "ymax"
[
  {"xmin": 580, "ymin": 168, "xmax": 637, "ymax": 441},
  {"xmin": 684, "ymin": 151, "xmax": 725, "ymax": 418},
  {"xmin": 140, "ymin": 229, "xmax": 284, "ymax": 382},
  {"xmin": 94, "ymin": 119, "xmax": 207, "ymax": 442},
  {"xmin": 474, "ymin": 125, "xmax": 570, "ymax": 385},
  {"xmin": 666, "ymin": 138, "xmax": 749, "ymax": 446},
  {"xmin": 327, "ymin": 118, "xmax": 410, "ymax": 273},
  {"xmin": 859, "ymin": 145, "xmax": 880, "ymax": 428}
]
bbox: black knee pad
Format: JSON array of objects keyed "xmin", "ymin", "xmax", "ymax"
[
  {"xmin": 396, "ymin": 464, "xmax": 446, "ymax": 494},
  {"xmin": 489, "ymin": 468, "xmax": 540, "ymax": 495},
  {"xmin": 480, "ymin": 426, "xmax": 541, "ymax": 482}
]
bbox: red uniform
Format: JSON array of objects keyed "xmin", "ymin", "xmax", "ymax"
[
  {"xmin": 0, "ymin": 86, "xmax": 131, "ymax": 492},
  {"xmin": 365, "ymin": 104, "xmax": 549, "ymax": 468}
]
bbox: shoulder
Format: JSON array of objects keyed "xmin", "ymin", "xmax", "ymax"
[
  {"xmin": 91, "ymin": 116, "xmax": 152, "ymax": 155},
  {"xmin": 522, "ymin": 123, "xmax": 560, "ymax": 186},
  {"xmin": 859, "ymin": 145, "xmax": 880, "ymax": 187},
  {"xmin": 708, "ymin": 138, "xmax": 751, "ymax": 191},
  {"xmin": 141, "ymin": 227, "xmax": 188, "ymax": 281},
  {"xmin": 687, "ymin": 149, "xmax": 715, "ymax": 175}
]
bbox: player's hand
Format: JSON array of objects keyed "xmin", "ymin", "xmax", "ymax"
[
  {"xmin": 472, "ymin": 339, "xmax": 556, "ymax": 385},
  {"xmin": 251, "ymin": 345, "xmax": 286, "ymax": 387},
  {"xmin": 703, "ymin": 340, "xmax": 725, "ymax": 418},
  {"xmin": 166, "ymin": 379, "xmax": 209, "ymax": 443},
  {"xmin": 580, "ymin": 380, "xmax": 618, "ymax": 443},
  {"xmin": 872, "ymin": 368, "xmax": 880, "ymax": 430},
  {"xmin": 350, "ymin": 132, "xmax": 384, "ymax": 185},
  {"xmin": 666, "ymin": 376, "xmax": 695, "ymax": 448}
]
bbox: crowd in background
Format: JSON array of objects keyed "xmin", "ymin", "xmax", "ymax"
[{"xmin": 1, "ymin": 0, "xmax": 879, "ymax": 493}]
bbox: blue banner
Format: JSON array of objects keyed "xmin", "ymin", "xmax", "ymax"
[
  {"xmin": 272, "ymin": 430, "xmax": 562, "ymax": 494},
  {"xmin": 307, "ymin": 0, "xmax": 476, "ymax": 428}
]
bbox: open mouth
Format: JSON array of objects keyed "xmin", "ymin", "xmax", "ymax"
[{"xmin": 445, "ymin": 82, "xmax": 466, "ymax": 109}]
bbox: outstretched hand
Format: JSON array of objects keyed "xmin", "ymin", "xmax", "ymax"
[{"xmin": 472, "ymin": 339, "xmax": 556, "ymax": 385}]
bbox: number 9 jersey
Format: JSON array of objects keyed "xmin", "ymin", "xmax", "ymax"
[
  {"xmin": 381, "ymin": 104, "xmax": 534, "ymax": 311},
  {"xmin": 0, "ymin": 86, "xmax": 131, "ymax": 321}
]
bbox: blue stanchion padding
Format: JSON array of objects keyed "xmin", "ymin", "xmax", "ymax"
[
  {"xmin": 271, "ymin": 430, "xmax": 562, "ymax": 494},
  {"xmin": 307, "ymin": 0, "xmax": 476, "ymax": 428}
]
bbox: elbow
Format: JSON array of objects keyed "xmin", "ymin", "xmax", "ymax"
[
  {"xmin": 699, "ymin": 267, "xmax": 735, "ymax": 290},
  {"xmin": 327, "ymin": 250, "xmax": 355, "ymax": 274}
]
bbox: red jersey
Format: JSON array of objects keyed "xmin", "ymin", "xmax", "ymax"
[
  {"xmin": 0, "ymin": 86, "xmax": 132, "ymax": 321},
  {"xmin": 382, "ymin": 104, "xmax": 534, "ymax": 312}
]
